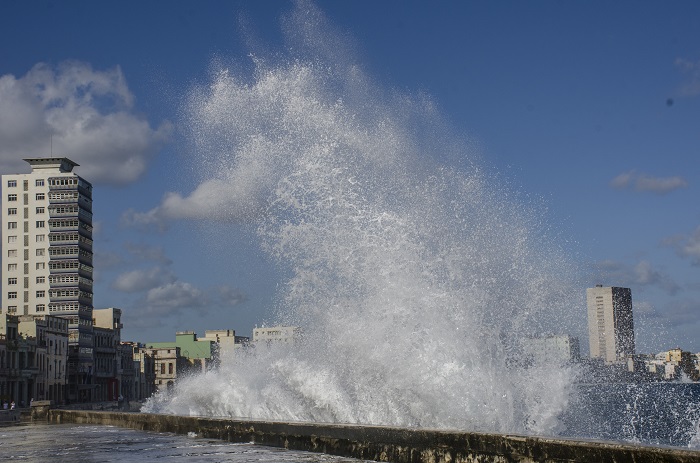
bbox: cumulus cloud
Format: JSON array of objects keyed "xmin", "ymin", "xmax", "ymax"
[
  {"xmin": 112, "ymin": 267, "xmax": 177, "ymax": 293},
  {"xmin": 592, "ymin": 259, "xmax": 681, "ymax": 295},
  {"xmin": 663, "ymin": 225, "xmax": 700, "ymax": 266},
  {"xmin": 0, "ymin": 61, "xmax": 171, "ymax": 184},
  {"xmin": 657, "ymin": 299, "xmax": 700, "ymax": 328},
  {"xmin": 122, "ymin": 175, "xmax": 269, "ymax": 228},
  {"xmin": 144, "ymin": 282, "xmax": 208, "ymax": 315},
  {"xmin": 675, "ymin": 58, "xmax": 700, "ymax": 97},
  {"xmin": 123, "ymin": 242, "xmax": 173, "ymax": 265},
  {"xmin": 632, "ymin": 260, "xmax": 681, "ymax": 295},
  {"xmin": 610, "ymin": 170, "xmax": 687, "ymax": 194},
  {"xmin": 217, "ymin": 285, "xmax": 248, "ymax": 307}
]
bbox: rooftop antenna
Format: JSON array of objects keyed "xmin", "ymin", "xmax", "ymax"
[{"xmin": 50, "ymin": 134, "xmax": 53, "ymax": 156}]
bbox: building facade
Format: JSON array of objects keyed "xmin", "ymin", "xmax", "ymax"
[
  {"xmin": 17, "ymin": 315, "xmax": 68, "ymax": 403},
  {"xmin": 2, "ymin": 157, "xmax": 94, "ymax": 401},
  {"xmin": 252, "ymin": 325, "xmax": 301, "ymax": 346},
  {"xmin": 522, "ymin": 335, "xmax": 580, "ymax": 364},
  {"xmin": 586, "ymin": 285, "xmax": 635, "ymax": 364}
]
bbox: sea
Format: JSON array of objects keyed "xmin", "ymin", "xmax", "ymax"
[
  {"xmin": 0, "ymin": 423, "xmax": 368, "ymax": 463},
  {"xmin": 560, "ymin": 382, "xmax": 700, "ymax": 447},
  {"xmin": 1, "ymin": 382, "xmax": 699, "ymax": 462}
]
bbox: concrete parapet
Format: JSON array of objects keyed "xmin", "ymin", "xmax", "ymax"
[
  {"xmin": 30, "ymin": 400, "xmax": 53, "ymax": 421},
  {"xmin": 47, "ymin": 410, "xmax": 700, "ymax": 463}
]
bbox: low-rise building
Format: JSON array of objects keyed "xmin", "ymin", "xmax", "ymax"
[
  {"xmin": 132, "ymin": 343, "xmax": 155, "ymax": 399},
  {"xmin": 521, "ymin": 335, "xmax": 580, "ymax": 365},
  {"xmin": 149, "ymin": 346, "xmax": 185, "ymax": 392},
  {"xmin": 17, "ymin": 315, "xmax": 68, "ymax": 403},
  {"xmin": 201, "ymin": 329, "xmax": 249, "ymax": 361},
  {"xmin": 252, "ymin": 325, "xmax": 301, "ymax": 346},
  {"xmin": 147, "ymin": 331, "xmax": 217, "ymax": 373}
]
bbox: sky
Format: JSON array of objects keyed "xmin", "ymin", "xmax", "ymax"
[{"xmin": 0, "ymin": 1, "xmax": 698, "ymax": 352}]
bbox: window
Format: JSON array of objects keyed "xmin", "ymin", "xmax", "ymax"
[
  {"xmin": 35, "ymin": 179, "xmax": 44, "ymax": 187},
  {"xmin": 7, "ymin": 250, "xmax": 17, "ymax": 257},
  {"xmin": 160, "ymin": 363, "xmax": 165, "ymax": 374},
  {"xmin": 36, "ymin": 262, "xmax": 45, "ymax": 270},
  {"xmin": 7, "ymin": 306, "xmax": 17, "ymax": 314},
  {"xmin": 7, "ymin": 194, "xmax": 17, "ymax": 201},
  {"xmin": 36, "ymin": 234, "xmax": 45, "ymax": 242},
  {"xmin": 7, "ymin": 208, "xmax": 17, "ymax": 215},
  {"xmin": 7, "ymin": 278, "xmax": 17, "ymax": 285},
  {"xmin": 7, "ymin": 222, "xmax": 17, "ymax": 229},
  {"xmin": 36, "ymin": 276, "xmax": 45, "ymax": 284},
  {"xmin": 7, "ymin": 235, "xmax": 16, "ymax": 243},
  {"xmin": 35, "ymin": 193, "xmax": 45, "ymax": 200},
  {"xmin": 36, "ymin": 249, "xmax": 45, "ymax": 256},
  {"xmin": 8, "ymin": 263, "xmax": 17, "ymax": 271},
  {"xmin": 36, "ymin": 207, "xmax": 45, "ymax": 214},
  {"xmin": 36, "ymin": 304, "xmax": 46, "ymax": 312},
  {"xmin": 7, "ymin": 180, "xmax": 16, "ymax": 187},
  {"xmin": 8, "ymin": 292, "xmax": 17, "ymax": 299},
  {"xmin": 36, "ymin": 290, "xmax": 45, "ymax": 298},
  {"xmin": 169, "ymin": 363, "xmax": 174, "ymax": 374},
  {"xmin": 36, "ymin": 221, "xmax": 45, "ymax": 228}
]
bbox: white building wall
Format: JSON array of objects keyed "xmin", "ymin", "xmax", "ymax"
[{"xmin": 2, "ymin": 158, "xmax": 94, "ymax": 402}]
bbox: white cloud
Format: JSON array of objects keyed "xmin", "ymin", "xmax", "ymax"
[
  {"xmin": 632, "ymin": 260, "xmax": 681, "ymax": 295},
  {"xmin": 122, "ymin": 176, "xmax": 268, "ymax": 228},
  {"xmin": 112, "ymin": 267, "xmax": 176, "ymax": 293},
  {"xmin": 609, "ymin": 171, "xmax": 634, "ymax": 189},
  {"xmin": 664, "ymin": 225, "xmax": 700, "ymax": 266},
  {"xmin": 675, "ymin": 58, "xmax": 700, "ymax": 97},
  {"xmin": 216, "ymin": 285, "xmax": 248, "ymax": 307},
  {"xmin": 144, "ymin": 282, "xmax": 207, "ymax": 315},
  {"xmin": 123, "ymin": 242, "xmax": 173, "ymax": 265},
  {"xmin": 0, "ymin": 61, "xmax": 171, "ymax": 184},
  {"xmin": 592, "ymin": 259, "xmax": 681, "ymax": 295},
  {"xmin": 609, "ymin": 170, "xmax": 687, "ymax": 194}
]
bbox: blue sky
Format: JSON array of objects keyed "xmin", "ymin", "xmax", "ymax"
[{"xmin": 0, "ymin": 1, "xmax": 698, "ymax": 352}]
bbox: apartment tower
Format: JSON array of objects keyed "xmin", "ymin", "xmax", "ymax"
[
  {"xmin": 2, "ymin": 157, "xmax": 94, "ymax": 401},
  {"xmin": 586, "ymin": 285, "xmax": 635, "ymax": 364}
]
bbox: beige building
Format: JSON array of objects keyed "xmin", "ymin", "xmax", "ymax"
[
  {"xmin": 17, "ymin": 315, "xmax": 68, "ymax": 404},
  {"xmin": 92, "ymin": 308, "xmax": 122, "ymax": 401},
  {"xmin": 586, "ymin": 285, "xmax": 635, "ymax": 364},
  {"xmin": 522, "ymin": 335, "xmax": 580, "ymax": 364},
  {"xmin": 252, "ymin": 325, "xmax": 301, "ymax": 346},
  {"xmin": 130, "ymin": 342, "xmax": 156, "ymax": 400},
  {"xmin": 201, "ymin": 329, "xmax": 249, "ymax": 358},
  {"xmin": 1, "ymin": 158, "xmax": 94, "ymax": 402},
  {"xmin": 149, "ymin": 347, "xmax": 185, "ymax": 392}
]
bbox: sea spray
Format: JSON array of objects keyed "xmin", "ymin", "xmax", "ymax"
[{"xmin": 143, "ymin": 1, "xmax": 581, "ymax": 435}]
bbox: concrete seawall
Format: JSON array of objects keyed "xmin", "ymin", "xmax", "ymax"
[{"xmin": 47, "ymin": 410, "xmax": 700, "ymax": 463}]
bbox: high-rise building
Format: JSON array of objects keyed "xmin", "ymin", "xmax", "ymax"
[
  {"xmin": 1, "ymin": 157, "xmax": 94, "ymax": 401},
  {"xmin": 586, "ymin": 285, "xmax": 635, "ymax": 364}
]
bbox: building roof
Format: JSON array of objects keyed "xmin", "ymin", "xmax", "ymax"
[{"xmin": 23, "ymin": 157, "xmax": 79, "ymax": 173}]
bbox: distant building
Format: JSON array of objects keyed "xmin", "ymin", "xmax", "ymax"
[
  {"xmin": 522, "ymin": 335, "xmax": 580, "ymax": 364},
  {"xmin": 201, "ymin": 329, "xmax": 249, "ymax": 359},
  {"xmin": 1, "ymin": 158, "xmax": 95, "ymax": 402},
  {"xmin": 17, "ymin": 315, "xmax": 69, "ymax": 403},
  {"xmin": 586, "ymin": 285, "xmax": 635, "ymax": 364},
  {"xmin": 130, "ymin": 342, "xmax": 156, "ymax": 400},
  {"xmin": 93, "ymin": 308, "xmax": 125, "ymax": 401},
  {"xmin": 252, "ymin": 325, "xmax": 301, "ymax": 346},
  {"xmin": 147, "ymin": 331, "xmax": 217, "ymax": 374},
  {"xmin": 149, "ymin": 346, "xmax": 183, "ymax": 392}
]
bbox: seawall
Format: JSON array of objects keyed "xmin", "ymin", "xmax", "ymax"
[{"xmin": 47, "ymin": 410, "xmax": 700, "ymax": 463}]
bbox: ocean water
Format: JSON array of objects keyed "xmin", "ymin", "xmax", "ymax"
[
  {"xmin": 0, "ymin": 424, "xmax": 368, "ymax": 463},
  {"xmin": 562, "ymin": 382, "xmax": 700, "ymax": 447},
  {"xmin": 141, "ymin": 2, "xmax": 698, "ymax": 449},
  {"xmin": 145, "ymin": 0, "xmax": 581, "ymax": 438}
]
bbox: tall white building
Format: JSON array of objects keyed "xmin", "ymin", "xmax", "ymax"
[
  {"xmin": 586, "ymin": 285, "xmax": 635, "ymax": 364},
  {"xmin": 2, "ymin": 157, "xmax": 94, "ymax": 401}
]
